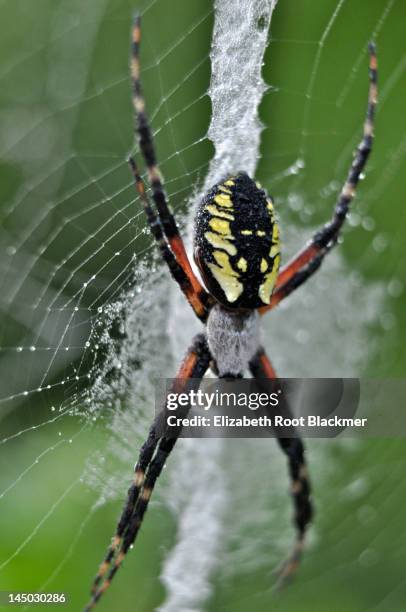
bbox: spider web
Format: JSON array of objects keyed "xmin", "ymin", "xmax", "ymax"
[{"xmin": 0, "ymin": 0, "xmax": 405, "ymax": 611}]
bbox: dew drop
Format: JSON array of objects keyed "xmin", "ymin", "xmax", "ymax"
[
  {"xmin": 372, "ymin": 234, "xmax": 388, "ymax": 253},
  {"xmin": 362, "ymin": 216, "xmax": 375, "ymax": 231},
  {"xmin": 387, "ymin": 278, "xmax": 403, "ymax": 298}
]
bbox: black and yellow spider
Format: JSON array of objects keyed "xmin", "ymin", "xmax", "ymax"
[{"xmin": 85, "ymin": 16, "xmax": 377, "ymax": 610}]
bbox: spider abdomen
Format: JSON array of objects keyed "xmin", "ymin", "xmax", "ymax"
[{"xmin": 193, "ymin": 172, "xmax": 280, "ymax": 309}]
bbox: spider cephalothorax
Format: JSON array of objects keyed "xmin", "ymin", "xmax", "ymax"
[
  {"xmin": 85, "ymin": 15, "xmax": 378, "ymax": 610},
  {"xmin": 194, "ymin": 172, "xmax": 280, "ymax": 309}
]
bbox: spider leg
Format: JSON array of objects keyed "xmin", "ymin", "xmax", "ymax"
[
  {"xmin": 129, "ymin": 158, "xmax": 209, "ymax": 320},
  {"xmin": 130, "ymin": 15, "xmax": 211, "ymax": 321},
  {"xmin": 259, "ymin": 43, "xmax": 377, "ymax": 314},
  {"xmin": 249, "ymin": 348, "xmax": 313, "ymax": 587},
  {"xmin": 85, "ymin": 333, "xmax": 211, "ymax": 611}
]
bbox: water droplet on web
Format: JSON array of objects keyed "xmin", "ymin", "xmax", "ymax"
[
  {"xmin": 345, "ymin": 476, "xmax": 369, "ymax": 499},
  {"xmin": 348, "ymin": 212, "xmax": 361, "ymax": 227},
  {"xmin": 387, "ymin": 278, "xmax": 403, "ymax": 298},
  {"xmin": 287, "ymin": 193, "xmax": 303, "ymax": 212},
  {"xmin": 372, "ymin": 234, "xmax": 388, "ymax": 253},
  {"xmin": 362, "ymin": 216, "xmax": 375, "ymax": 231},
  {"xmin": 288, "ymin": 158, "xmax": 305, "ymax": 176}
]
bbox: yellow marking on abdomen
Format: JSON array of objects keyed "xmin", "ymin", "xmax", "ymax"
[
  {"xmin": 219, "ymin": 185, "xmax": 232, "ymax": 194},
  {"xmin": 272, "ymin": 222, "xmax": 279, "ymax": 243},
  {"xmin": 260, "ymin": 258, "xmax": 268, "ymax": 273},
  {"xmin": 214, "ymin": 194, "xmax": 233, "ymax": 208},
  {"xmin": 259, "ymin": 255, "xmax": 280, "ymax": 304},
  {"xmin": 256, "ymin": 230, "xmax": 266, "ymax": 237},
  {"xmin": 205, "ymin": 204, "xmax": 234, "ymax": 220},
  {"xmin": 208, "ymin": 252, "xmax": 242, "ymax": 303},
  {"xmin": 270, "ymin": 243, "xmax": 280, "ymax": 257},
  {"xmin": 224, "ymin": 179, "xmax": 235, "ymax": 187},
  {"xmin": 241, "ymin": 229, "xmax": 252, "ymax": 236},
  {"xmin": 208, "ymin": 264, "xmax": 243, "ymax": 303},
  {"xmin": 213, "ymin": 250, "xmax": 239, "ymax": 276},
  {"xmin": 269, "ymin": 222, "xmax": 280, "ymax": 258},
  {"xmin": 209, "ymin": 218, "xmax": 231, "ymax": 235},
  {"xmin": 237, "ymin": 257, "xmax": 247, "ymax": 272},
  {"xmin": 204, "ymin": 232, "xmax": 237, "ymax": 256}
]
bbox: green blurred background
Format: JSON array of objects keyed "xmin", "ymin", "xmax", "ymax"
[{"xmin": 1, "ymin": 0, "xmax": 406, "ymax": 610}]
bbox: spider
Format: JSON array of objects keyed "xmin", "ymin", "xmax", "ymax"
[{"xmin": 85, "ymin": 15, "xmax": 377, "ymax": 610}]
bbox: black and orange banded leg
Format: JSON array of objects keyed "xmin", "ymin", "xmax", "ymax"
[
  {"xmin": 129, "ymin": 158, "xmax": 209, "ymax": 321},
  {"xmin": 85, "ymin": 334, "xmax": 211, "ymax": 611},
  {"xmin": 249, "ymin": 348, "xmax": 313, "ymax": 587},
  {"xmin": 130, "ymin": 15, "xmax": 211, "ymax": 321},
  {"xmin": 259, "ymin": 43, "xmax": 377, "ymax": 314}
]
